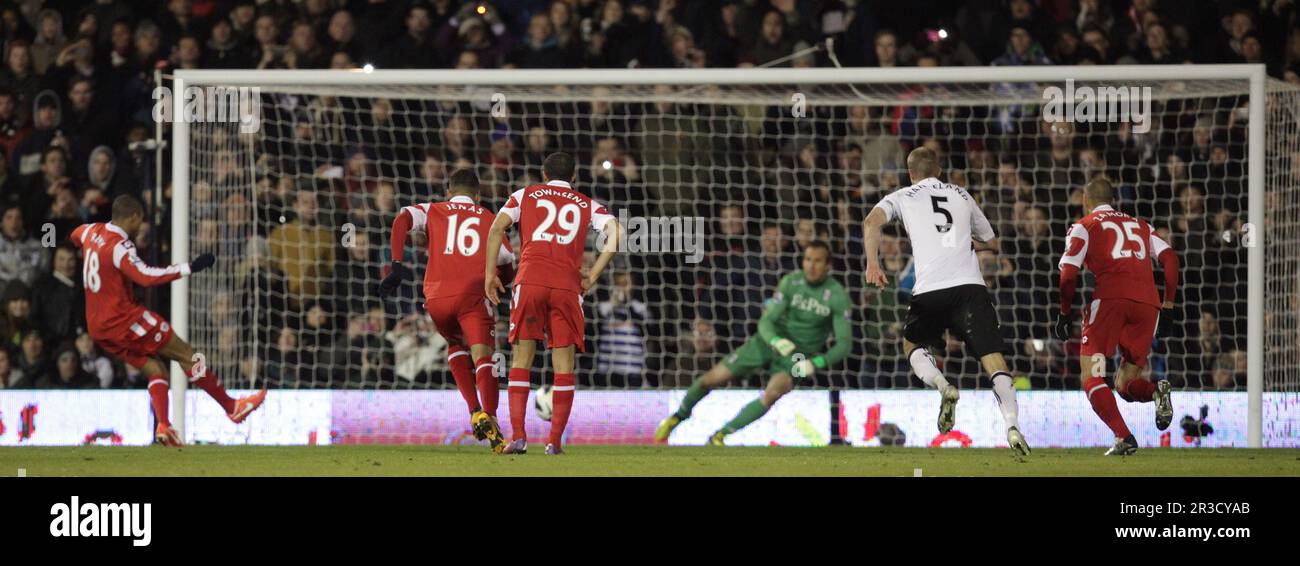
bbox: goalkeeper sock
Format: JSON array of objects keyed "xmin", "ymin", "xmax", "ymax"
[
  {"xmin": 1119, "ymin": 379, "xmax": 1155, "ymax": 403},
  {"xmin": 1084, "ymin": 376, "xmax": 1132, "ymax": 438},
  {"xmin": 909, "ymin": 347, "xmax": 951, "ymax": 392},
  {"xmin": 990, "ymin": 371, "xmax": 1020, "ymax": 429},
  {"xmin": 147, "ymin": 374, "xmax": 170, "ymax": 427},
  {"xmin": 474, "ymin": 357, "xmax": 498, "ymax": 416},
  {"xmin": 187, "ymin": 367, "xmax": 235, "ymax": 414},
  {"xmin": 549, "ymin": 373, "xmax": 575, "ymax": 446},
  {"xmin": 721, "ymin": 398, "xmax": 770, "ymax": 434},
  {"xmin": 674, "ymin": 378, "xmax": 710, "ymax": 420},
  {"xmin": 507, "ymin": 368, "xmax": 530, "ymax": 441},
  {"xmin": 447, "ymin": 347, "xmax": 480, "ymax": 413}
]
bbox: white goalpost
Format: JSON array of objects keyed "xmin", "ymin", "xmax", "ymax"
[{"xmin": 169, "ymin": 65, "xmax": 1296, "ymax": 447}]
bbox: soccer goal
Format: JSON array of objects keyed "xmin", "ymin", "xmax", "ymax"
[{"xmin": 169, "ymin": 66, "xmax": 1298, "ymax": 447}]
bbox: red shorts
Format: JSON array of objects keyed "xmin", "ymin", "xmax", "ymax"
[
  {"xmin": 508, "ymin": 284, "xmax": 585, "ymax": 351},
  {"xmin": 425, "ymin": 293, "xmax": 496, "ymax": 347},
  {"xmin": 93, "ymin": 309, "xmax": 174, "ymax": 369},
  {"xmin": 1080, "ymin": 298, "xmax": 1159, "ymax": 366}
]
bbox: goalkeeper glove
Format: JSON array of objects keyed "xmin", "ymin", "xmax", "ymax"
[
  {"xmin": 190, "ymin": 253, "xmax": 215, "ymax": 274},
  {"xmin": 1052, "ymin": 311, "xmax": 1075, "ymax": 342},
  {"xmin": 791, "ymin": 355, "xmax": 827, "ymax": 379},
  {"xmin": 379, "ymin": 262, "xmax": 412, "ymax": 297},
  {"xmin": 769, "ymin": 336, "xmax": 796, "ymax": 357}
]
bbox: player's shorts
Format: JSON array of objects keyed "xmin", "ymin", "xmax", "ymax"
[
  {"xmin": 425, "ymin": 293, "xmax": 496, "ymax": 347},
  {"xmin": 903, "ymin": 284, "xmax": 1008, "ymax": 358},
  {"xmin": 92, "ymin": 309, "xmax": 174, "ymax": 369},
  {"xmin": 508, "ymin": 284, "xmax": 585, "ymax": 351},
  {"xmin": 720, "ymin": 337, "xmax": 803, "ymax": 380},
  {"xmin": 1079, "ymin": 298, "xmax": 1159, "ymax": 366}
]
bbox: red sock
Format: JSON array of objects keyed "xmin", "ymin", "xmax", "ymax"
[
  {"xmin": 448, "ymin": 347, "xmax": 480, "ymax": 413},
  {"xmin": 1084, "ymin": 377, "xmax": 1131, "ymax": 438},
  {"xmin": 1120, "ymin": 379, "xmax": 1156, "ymax": 403},
  {"xmin": 549, "ymin": 373, "xmax": 576, "ymax": 447},
  {"xmin": 147, "ymin": 374, "xmax": 171, "ymax": 426},
  {"xmin": 187, "ymin": 365, "xmax": 236, "ymax": 414},
  {"xmin": 508, "ymin": 368, "xmax": 530, "ymax": 441},
  {"xmin": 475, "ymin": 357, "xmax": 499, "ymax": 416}
]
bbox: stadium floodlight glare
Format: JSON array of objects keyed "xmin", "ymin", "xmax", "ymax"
[{"xmin": 171, "ymin": 66, "xmax": 1296, "ymax": 447}]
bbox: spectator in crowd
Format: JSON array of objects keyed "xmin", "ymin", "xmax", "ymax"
[
  {"xmin": 268, "ymin": 188, "xmax": 335, "ymax": 310},
  {"xmin": 0, "ymin": 40, "xmax": 40, "ymax": 123},
  {"xmin": 16, "ymin": 328, "xmax": 49, "ymax": 384},
  {"xmin": 36, "ymin": 343, "xmax": 97, "ymax": 389},
  {"xmin": 30, "ymin": 245, "xmax": 82, "ymax": 345},
  {"xmin": 0, "ymin": 204, "xmax": 46, "ymax": 287},
  {"xmin": 0, "ymin": 346, "xmax": 24, "ymax": 388},
  {"xmin": 75, "ymin": 330, "xmax": 113, "ymax": 388},
  {"xmin": 665, "ymin": 318, "xmax": 721, "ymax": 387},
  {"xmin": 595, "ymin": 271, "xmax": 650, "ymax": 386}
]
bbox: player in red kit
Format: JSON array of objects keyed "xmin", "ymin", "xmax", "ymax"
[
  {"xmin": 1055, "ymin": 177, "xmax": 1180, "ymax": 456},
  {"xmin": 484, "ymin": 152, "xmax": 622, "ymax": 455},
  {"xmin": 380, "ymin": 169, "xmax": 516, "ymax": 453},
  {"xmin": 70, "ymin": 196, "xmax": 266, "ymax": 447}
]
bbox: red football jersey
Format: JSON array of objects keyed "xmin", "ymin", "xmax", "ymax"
[
  {"xmin": 498, "ymin": 180, "xmax": 615, "ymax": 292},
  {"xmin": 400, "ymin": 195, "xmax": 515, "ymax": 299},
  {"xmin": 1058, "ymin": 205, "xmax": 1171, "ymax": 308},
  {"xmin": 70, "ymin": 222, "xmax": 190, "ymax": 336}
]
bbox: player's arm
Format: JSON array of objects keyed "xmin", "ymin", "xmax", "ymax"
[
  {"xmin": 484, "ymin": 212, "xmax": 513, "ymax": 305},
  {"xmin": 967, "ymin": 192, "xmax": 999, "ymax": 251},
  {"xmin": 758, "ymin": 277, "xmax": 798, "ymax": 356},
  {"xmin": 115, "ymin": 241, "xmax": 212, "ymax": 287},
  {"xmin": 1054, "ymin": 223, "xmax": 1089, "ymax": 340},
  {"xmin": 70, "ymin": 225, "xmax": 87, "ymax": 248},
  {"xmin": 379, "ymin": 206, "xmax": 423, "ymax": 296},
  {"xmin": 862, "ymin": 205, "xmax": 889, "ymax": 288},
  {"xmin": 1150, "ymin": 231, "xmax": 1179, "ymax": 309},
  {"xmin": 582, "ymin": 200, "xmax": 622, "ymax": 292}
]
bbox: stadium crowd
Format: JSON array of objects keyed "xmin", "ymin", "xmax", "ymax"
[{"xmin": 0, "ymin": 0, "xmax": 1295, "ymax": 392}]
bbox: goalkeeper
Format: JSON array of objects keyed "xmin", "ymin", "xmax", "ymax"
[{"xmin": 655, "ymin": 241, "xmax": 852, "ymax": 446}]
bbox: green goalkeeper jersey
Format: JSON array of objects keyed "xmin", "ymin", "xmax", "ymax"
[{"xmin": 758, "ymin": 271, "xmax": 853, "ymax": 365}]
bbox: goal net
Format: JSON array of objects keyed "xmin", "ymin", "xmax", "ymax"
[{"xmin": 174, "ymin": 67, "xmax": 1299, "ymax": 445}]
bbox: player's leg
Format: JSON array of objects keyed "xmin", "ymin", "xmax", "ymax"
[
  {"xmin": 955, "ymin": 285, "xmax": 1027, "ymax": 453},
  {"xmin": 545, "ymin": 344, "xmax": 577, "ymax": 454},
  {"xmin": 1077, "ymin": 300, "xmax": 1137, "ymax": 455},
  {"xmin": 503, "ymin": 284, "xmax": 545, "ymax": 453},
  {"xmin": 504, "ymin": 338, "xmax": 537, "ymax": 452},
  {"xmin": 157, "ymin": 332, "xmax": 265, "ymax": 423},
  {"xmin": 710, "ymin": 371, "xmax": 794, "ymax": 446},
  {"xmin": 978, "ymin": 353, "xmax": 1029, "ymax": 455},
  {"xmin": 139, "ymin": 356, "xmax": 181, "ymax": 447},
  {"xmin": 903, "ymin": 293, "xmax": 961, "ymax": 432},
  {"xmin": 655, "ymin": 340, "xmax": 756, "ymax": 443},
  {"xmin": 1114, "ymin": 302, "xmax": 1173, "ymax": 430},
  {"xmin": 429, "ymin": 298, "xmax": 481, "ymax": 415}
]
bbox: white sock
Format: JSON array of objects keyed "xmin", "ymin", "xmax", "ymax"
[
  {"xmin": 909, "ymin": 347, "xmax": 950, "ymax": 392},
  {"xmin": 991, "ymin": 371, "xmax": 1019, "ymax": 429}
]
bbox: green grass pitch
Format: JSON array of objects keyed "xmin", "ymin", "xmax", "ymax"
[{"xmin": 3, "ymin": 445, "xmax": 1298, "ymax": 476}]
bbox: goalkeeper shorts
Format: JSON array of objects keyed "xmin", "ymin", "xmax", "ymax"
[{"xmin": 721, "ymin": 337, "xmax": 803, "ymax": 380}]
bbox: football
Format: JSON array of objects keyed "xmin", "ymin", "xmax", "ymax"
[{"xmin": 534, "ymin": 385, "xmax": 554, "ymax": 421}]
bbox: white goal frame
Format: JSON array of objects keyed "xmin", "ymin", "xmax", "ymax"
[{"xmin": 170, "ymin": 65, "xmax": 1269, "ymax": 446}]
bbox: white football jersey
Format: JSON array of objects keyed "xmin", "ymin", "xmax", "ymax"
[{"xmin": 874, "ymin": 177, "xmax": 995, "ymax": 296}]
